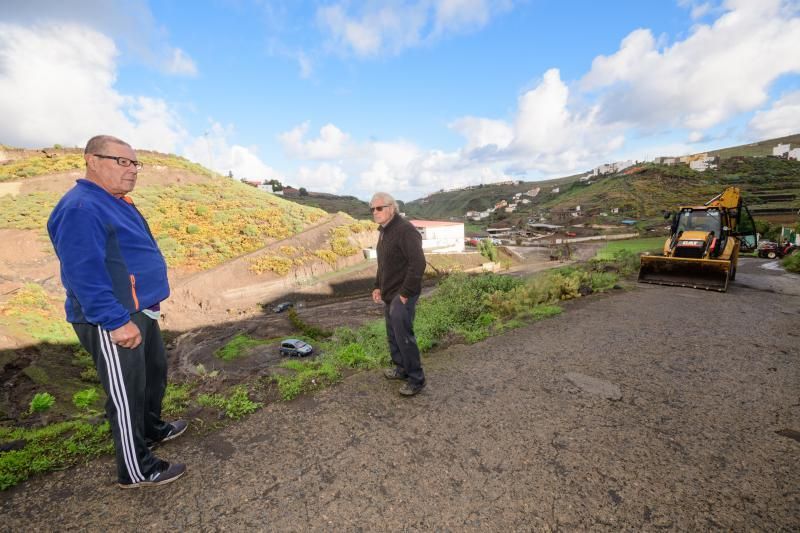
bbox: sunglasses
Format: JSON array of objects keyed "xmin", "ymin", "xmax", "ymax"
[{"xmin": 370, "ymin": 204, "xmax": 391, "ymax": 213}]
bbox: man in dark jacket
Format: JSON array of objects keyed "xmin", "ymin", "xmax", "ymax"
[
  {"xmin": 48, "ymin": 135, "xmax": 187, "ymax": 488},
  {"xmin": 371, "ymin": 192, "xmax": 427, "ymax": 396}
]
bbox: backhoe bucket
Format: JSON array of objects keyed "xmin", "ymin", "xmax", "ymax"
[{"xmin": 638, "ymin": 255, "xmax": 731, "ymax": 292}]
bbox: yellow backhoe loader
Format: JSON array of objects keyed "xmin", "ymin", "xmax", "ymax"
[{"xmin": 638, "ymin": 187, "xmax": 757, "ymax": 292}]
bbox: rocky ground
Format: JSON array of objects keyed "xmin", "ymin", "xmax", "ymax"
[{"xmin": 1, "ymin": 257, "xmax": 798, "ymax": 531}]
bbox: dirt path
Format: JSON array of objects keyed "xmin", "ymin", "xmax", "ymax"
[{"xmin": 2, "ymin": 258, "xmax": 798, "ymax": 530}]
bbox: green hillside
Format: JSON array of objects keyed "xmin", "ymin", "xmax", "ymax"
[
  {"xmin": 0, "ymin": 150, "xmax": 327, "ymax": 270},
  {"xmin": 285, "ymin": 191, "xmax": 371, "ymax": 219},
  {"xmin": 403, "ymin": 134, "xmax": 800, "ymax": 225}
]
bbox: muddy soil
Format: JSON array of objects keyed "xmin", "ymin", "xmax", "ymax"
[{"xmin": 1, "ymin": 257, "xmax": 798, "ymax": 530}]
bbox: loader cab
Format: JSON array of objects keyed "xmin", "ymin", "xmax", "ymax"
[{"xmin": 676, "ymin": 208, "xmax": 722, "ymax": 236}]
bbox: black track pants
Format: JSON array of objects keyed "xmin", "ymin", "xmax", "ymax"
[
  {"xmin": 384, "ymin": 295, "xmax": 425, "ymax": 386},
  {"xmin": 73, "ymin": 312, "xmax": 171, "ymax": 484}
]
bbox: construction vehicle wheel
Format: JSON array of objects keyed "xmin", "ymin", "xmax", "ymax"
[{"xmin": 767, "ymin": 251, "xmax": 777, "ymax": 259}]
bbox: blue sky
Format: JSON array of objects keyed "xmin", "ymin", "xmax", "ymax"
[{"xmin": 1, "ymin": 1, "xmax": 799, "ymax": 200}]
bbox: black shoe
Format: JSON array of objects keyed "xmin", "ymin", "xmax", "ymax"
[
  {"xmin": 399, "ymin": 380, "xmax": 426, "ymax": 396},
  {"xmin": 148, "ymin": 420, "xmax": 188, "ymax": 450},
  {"xmin": 383, "ymin": 367, "xmax": 408, "ymax": 380},
  {"xmin": 118, "ymin": 461, "xmax": 186, "ymax": 489}
]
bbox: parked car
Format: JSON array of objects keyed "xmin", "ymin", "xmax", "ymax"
[
  {"xmin": 272, "ymin": 301, "xmax": 294, "ymax": 313},
  {"xmin": 565, "ymin": 231, "xmax": 577, "ymax": 237},
  {"xmin": 279, "ymin": 339, "xmax": 313, "ymax": 357}
]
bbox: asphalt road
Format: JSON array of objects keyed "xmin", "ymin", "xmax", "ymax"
[{"xmin": 2, "ymin": 258, "xmax": 798, "ymax": 531}]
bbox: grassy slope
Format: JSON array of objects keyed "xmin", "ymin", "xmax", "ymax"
[
  {"xmin": 0, "ymin": 151, "xmax": 328, "ymax": 270},
  {"xmin": 402, "ymin": 134, "xmax": 800, "ymax": 223}
]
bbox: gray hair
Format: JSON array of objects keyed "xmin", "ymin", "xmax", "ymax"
[
  {"xmin": 84, "ymin": 135, "xmax": 131, "ymax": 155},
  {"xmin": 370, "ymin": 192, "xmax": 399, "ymax": 212}
]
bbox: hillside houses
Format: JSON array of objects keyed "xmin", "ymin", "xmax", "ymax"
[
  {"xmin": 655, "ymin": 152, "xmax": 719, "ymax": 171},
  {"xmin": 590, "ymin": 160, "xmax": 634, "ymax": 176},
  {"xmin": 773, "ymin": 142, "xmax": 800, "ymax": 160}
]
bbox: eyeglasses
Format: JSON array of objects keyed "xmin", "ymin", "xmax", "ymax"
[
  {"xmin": 370, "ymin": 205, "xmax": 391, "ymax": 213},
  {"xmin": 93, "ymin": 154, "xmax": 143, "ymax": 170}
]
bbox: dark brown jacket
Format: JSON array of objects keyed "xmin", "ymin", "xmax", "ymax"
[{"xmin": 374, "ymin": 214, "xmax": 426, "ymax": 304}]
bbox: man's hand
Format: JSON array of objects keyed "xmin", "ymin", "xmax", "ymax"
[
  {"xmin": 372, "ymin": 288, "xmax": 382, "ymax": 304},
  {"xmin": 110, "ymin": 321, "xmax": 142, "ymax": 349},
  {"xmin": 399, "ymin": 295, "xmax": 408, "ymax": 304}
]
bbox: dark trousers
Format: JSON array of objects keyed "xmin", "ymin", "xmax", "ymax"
[
  {"xmin": 73, "ymin": 312, "xmax": 171, "ymax": 484},
  {"xmin": 384, "ymin": 295, "xmax": 425, "ymax": 386}
]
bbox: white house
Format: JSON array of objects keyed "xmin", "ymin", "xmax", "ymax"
[
  {"xmin": 689, "ymin": 156, "xmax": 718, "ymax": 172},
  {"xmin": 552, "ymin": 187, "xmax": 560, "ymax": 193},
  {"xmin": 788, "ymin": 148, "xmax": 800, "ymax": 161},
  {"xmin": 773, "ymin": 143, "xmax": 791, "ymax": 157},
  {"xmin": 410, "ymin": 220, "xmax": 465, "ymax": 253}
]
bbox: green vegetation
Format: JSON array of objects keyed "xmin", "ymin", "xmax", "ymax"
[
  {"xmin": 0, "ymin": 192, "xmax": 60, "ymax": 230},
  {"xmin": 197, "ymin": 385, "xmax": 261, "ymax": 419},
  {"xmin": 274, "ymin": 257, "xmax": 628, "ymax": 400},
  {"xmin": 0, "ymin": 153, "xmax": 85, "ymax": 182},
  {"xmin": 782, "ymin": 252, "xmax": 800, "ymax": 273},
  {"xmin": 287, "ymin": 308, "xmax": 333, "ymax": 340},
  {"xmin": 134, "ymin": 180, "xmax": 326, "ymax": 269},
  {"xmin": 28, "ymin": 392, "xmax": 55, "ymax": 414},
  {"xmin": 214, "ymin": 333, "xmax": 270, "ymax": 361},
  {"xmin": 595, "ymin": 237, "xmax": 665, "ymax": 259},
  {"xmin": 478, "ymin": 239, "xmax": 499, "ymax": 262},
  {"xmin": 0, "ymin": 421, "xmax": 112, "ymax": 490},
  {"xmin": 162, "ymin": 383, "xmax": 193, "ymax": 416},
  {"xmin": 274, "ymin": 359, "xmax": 341, "ymax": 400},
  {"xmin": 0, "ymin": 284, "xmax": 78, "ymax": 344},
  {"xmin": 71, "ymin": 388, "xmax": 99, "ymax": 410}
]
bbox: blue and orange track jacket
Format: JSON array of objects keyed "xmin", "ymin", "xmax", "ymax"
[{"xmin": 47, "ymin": 179, "xmax": 170, "ymax": 330}]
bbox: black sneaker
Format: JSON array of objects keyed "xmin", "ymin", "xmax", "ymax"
[
  {"xmin": 160, "ymin": 420, "xmax": 188, "ymax": 443},
  {"xmin": 148, "ymin": 420, "xmax": 188, "ymax": 450},
  {"xmin": 399, "ymin": 380, "xmax": 426, "ymax": 396},
  {"xmin": 118, "ymin": 461, "xmax": 186, "ymax": 489},
  {"xmin": 383, "ymin": 367, "xmax": 408, "ymax": 380}
]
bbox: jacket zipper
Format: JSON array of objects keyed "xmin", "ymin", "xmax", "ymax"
[{"xmin": 130, "ymin": 274, "xmax": 140, "ymax": 310}]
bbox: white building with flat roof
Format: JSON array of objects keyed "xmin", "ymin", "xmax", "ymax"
[{"xmin": 410, "ymin": 220, "xmax": 465, "ymax": 253}]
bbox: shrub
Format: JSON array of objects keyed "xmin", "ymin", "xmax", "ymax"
[
  {"xmin": 28, "ymin": 392, "xmax": 55, "ymax": 414},
  {"xmin": 72, "ymin": 388, "xmax": 99, "ymax": 410},
  {"xmin": 478, "ymin": 240, "xmax": 498, "ymax": 262},
  {"xmin": 782, "ymin": 252, "xmax": 800, "ymax": 273}
]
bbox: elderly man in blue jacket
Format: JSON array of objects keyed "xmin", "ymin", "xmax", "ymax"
[{"xmin": 48, "ymin": 135, "xmax": 187, "ymax": 488}]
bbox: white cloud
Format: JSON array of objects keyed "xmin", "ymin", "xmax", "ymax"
[
  {"xmin": 316, "ymin": 0, "xmax": 511, "ymax": 57},
  {"xmin": 0, "ymin": 23, "xmax": 186, "ymax": 151},
  {"xmin": 749, "ymin": 90, "xmax": 800, "ymax": 139},
  {"xmin": 581, "ymin": 0, "xmax": 800, "ymax": 131},
  {"xmin": 165, "ymin": 48, "xmax": 198, "ymax": 77},
  {"xmin": 296, "ymin": 163, "xmax": 348, "ymax": 193},
  {"xmin": 279, "ymin": 122, "xmax": 351, "ymax": 160},
  {"xmin": 183, "ymin": 123, "xmax": 282, "ymax": 182}
]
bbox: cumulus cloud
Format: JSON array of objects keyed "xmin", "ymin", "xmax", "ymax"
[
  {"xmin": 183, "ymin": 123, "xmax": 282, "ymax": 182},
  {"xmin": 296, "ymin": 163, "xmax": 348, "ymax": 193},
  {"xmin": 0, "ymin": 23, "xmax": 186, "ymax": 150},
  {"xmin": 316, "ymin": 0, "xmax": 511, "ymax": 57},
  {"xmin": 749, "ymin": 90, "xmax": 800, "ymax": 139},
  {"xmin": 279, "ymin": 122, "xmax": 351, "ymax": 160},
  {"xmin": 1, "ymin": 0, "xmax": 198, "ymax": 77},
  {"xmin": 581, "ymin": 0, "xmax": 800, "ymax": 131}
]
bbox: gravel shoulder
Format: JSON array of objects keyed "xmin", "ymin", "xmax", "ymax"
[{"xmin": 2, "ymin": 258, "xmax": 798, "ymax": 530}]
